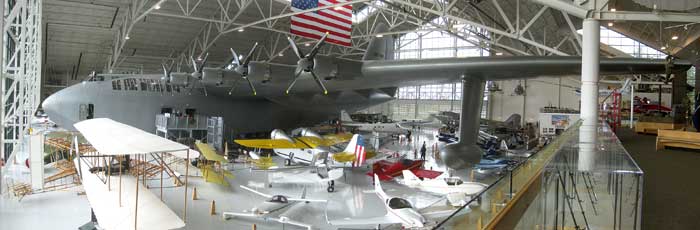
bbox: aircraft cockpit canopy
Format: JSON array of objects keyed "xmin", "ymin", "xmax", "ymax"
[
  {"xmin": 388, "ymin": 197, "xmax": 413, "ymax": 209},
  {"xmin": 444, "ymin": 177, "xmax": 463, "ymax": 186},
  {"xmin": 268, "ymin": 195, "xmax": 289, "ymax": 203}
]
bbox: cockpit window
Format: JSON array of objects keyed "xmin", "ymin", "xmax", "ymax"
[
  {"xmin": 268, "ymin": 195, "xmax": 288, "ymax": 203},
  {"xmin": 444, "ymin": 177, "xmax": 463, "ymax": 186},
  {"xmin": 388, "ymin": 198, "xmax": 413, "ymax": 209}
]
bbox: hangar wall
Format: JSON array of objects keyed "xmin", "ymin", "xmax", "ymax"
[{"xmin": 489, "ymin": 77, "xmax": 582, "ymax": 123}]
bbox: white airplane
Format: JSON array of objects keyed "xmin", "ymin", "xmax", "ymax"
[
  {"xmin": 236, "ymin": 129, "xmax": 372, "ymax": 167},
  {"xmin": 222, "ymin": 185, "xmax": 327, "ymax": 230},
  {"xmin": 340, "ymin": 110, "xmax": 408, "ymax": 134},
  {"xmin": 401, "ymin": 170, "xmax": 488, "ymax": 207},
  {"xmin": 327, "ymin": 174, "xmax": 449, "ymax": 229},
  {"xmin": 263, "ymin": 152, "xmax": 345, "ymax": 192}
]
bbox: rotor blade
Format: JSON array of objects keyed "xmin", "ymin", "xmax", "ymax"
[
  {"xmin": 285, "ymin": 68, "xmax": 304, "ymax": 95},
  {"xmin": 310, "ymin": 71, "xmax": 328, "ymax": 95},
  {"xmin": 286, "ymin": 36, "xmax": 304, "ymax": 59},
  {"xmin": 244, "ymin": 77, "xmax": 257, "ymax": 96},
  {"xmin": 242, "ymin": 42, "xmax": 259, "ymax": 66},
  {"xmin": 306, "ymin": 32, "xmax": 328, "ymax": 60}
]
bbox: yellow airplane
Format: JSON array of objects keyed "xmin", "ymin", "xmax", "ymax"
[
  {"xmin": 195, "ymin": 141, "xmax": 234, "ymax": 186},
  {"xmin": 235, "ymin": 128, "xmax": 375, "ymax": 166}
]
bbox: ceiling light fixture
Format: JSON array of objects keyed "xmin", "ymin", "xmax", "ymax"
[
  {"xmin": 376, "ymin": 34, "xmax": 383, "ymax": 38},
  {"xmin": 671, "ymin": 35, "xmax": 679, "ymax": 40},
  {"xmin": 238, "ymin": 28, "xmax": 244, "ymax": 32},
  {"xmin": 125, "ymin": 35, "xmax": 130, "ymax": 40},
  {"xmin": 608, "ymin": 22, "xmax": 614, "ymax": 27},
  {"xmin": 661, "ymin": 46, "xmax": 666, "ymax": 50},
  {"xmin": 305, "ymin": 43, "xmax": 311, "ymax": 47},
  {"xmin": 154, "ymin": 4, "xmax": 161, "ymax": 9},
  {"xmin": 610, "ymin": 8, "xmax": 616, "ymax": 12},
  {"xmin": 495, "ymin": 52, "xmax": 503, "ymax": 56}
]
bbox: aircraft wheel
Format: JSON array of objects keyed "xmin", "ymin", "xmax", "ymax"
[
  {"xmin": 327, "ymin": 185, "xmax": 335, "ymax": 193},
  {"xmin": 285, "ymin": 159, "xmax": 291, "ymax": 166}
]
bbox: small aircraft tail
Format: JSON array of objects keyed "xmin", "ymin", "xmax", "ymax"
[
  {"xmin": 401, "ymin": 170, "xmax": 421, "ymax": 186},
  {"xmin": 343, "ymin": 134, "xmax": 366, "ymax": 167},
  {"xmin": 363, "ymin": 23, "xmax": 394, "ymax": 61},
  {"xmin": 373, "ymin": 174, "xmax": 388, "ymax": 199},
  {"xmin": 340, "ymin": 110, "xmax": 353, "ymax": 122}
]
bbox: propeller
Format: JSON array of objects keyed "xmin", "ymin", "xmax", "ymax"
[
  {"xmin": 285, "ymin": 32, "xmax": 329, "ymax": 95},
  {"xmin": 227, "ymin": 42, "xmax": 259, "ymax": 95},
  {"xmin": 188, "ymin": 53, "xmax": 209, "ymax": 96}
]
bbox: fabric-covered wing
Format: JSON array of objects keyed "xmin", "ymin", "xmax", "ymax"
[
  {"xmin": 195, "ymin": 141, "xmax": 227, "ymax": 163},
  {"xmin": 235, "ymin": 139, "xmax": 308, "ymax": 149}
]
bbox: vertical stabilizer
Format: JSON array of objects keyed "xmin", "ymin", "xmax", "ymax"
[
  {"xmin": 373, "ymin": 174, "xmax": 388, "ymax": 199},
  {"xmin": 343, "ymin": 134, "xmax": 366, "ymax": 167},
  {"xmin": 362, "ymin": 23, "xmax": 394, "ymax": 61},
  {"xmin": 401, "ymin": 170, "xmax": 421, "ymax": 186},
  {"xmin": 340, "ymin": 110, "xmax": 353, "ymax": 122}
]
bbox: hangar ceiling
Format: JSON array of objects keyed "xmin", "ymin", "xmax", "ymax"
[{"xmin": 42, "ymin": 0, "xmax": 700, "ymax": 98}]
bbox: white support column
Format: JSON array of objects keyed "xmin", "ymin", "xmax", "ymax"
[
  {"xmin": 630, "ymin": 84, "xmax": 635, "ymax": 128},
  {"xmin": 578, "ymin": 18, "xmax": 600, "ymax": 172},
  {"xmin": 29, "ymin": 132, "xmax": 43, "ymax": 189},
  {"xmin": 580, "ymin": 19, "xmax": 600, "ymax": 127}
]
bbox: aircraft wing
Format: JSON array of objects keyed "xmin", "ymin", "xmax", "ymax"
[
  {"xmin": 195, "ymin": 141, "xmax": 227, "ymax": 163},
  {"xmin": 76, "ymin": 158, "xmax": 185, "ymax": 230},
  {"xmin": 328, "ymin": 214, "xmax": 403, "ymax": 227},
  {"xmin": 240, "ymin": 185, "xmax": 273, "ymax": 199},
  {"xmin": 234, "ymin": 139, "xmax": 308, "ymax": 149},
  {"xmin": 322, "ymin": 133, "xmax": 353, "ymax": 145},
  {"xmin": 362, "ymin": 56, "xmax": 689, "ymax": 84},
  {"xmin": 412, "ymin": 169, "xmax": 443, "ymax": 179}
]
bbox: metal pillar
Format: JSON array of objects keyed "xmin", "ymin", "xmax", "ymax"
[
  {"xmin": 630, "ymin": 84, "xmax": 634, "ymax": 128},
  {"xmin": 1, "ymin": 0, "xmax": 42, "ymax": 163},
  {"xmin": 440, "ymin": 76, "xmax": 485, "ymax": 169},
  {"xmin": 578, "ymin": 18, "xmax": 600, "ymax": 172}
]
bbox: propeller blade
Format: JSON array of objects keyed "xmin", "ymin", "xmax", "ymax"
[
  {"xmin": 198, "ymin": 53, "xmax": 209, "ymax": 73},
  {"xmin": 228, "ymin": 77, "xmax": 241, "ymax": 95},
  {"xmin": 190, "ymin": 56, "xmax": 199, "ymax": 73},
  {"xmin": 285, "ymin": 68, "xmax": 304, "ymax": 95},
  {"xmin": 244, "ymin": 77, "xmax": 257, "ymax": 96},
  {"xmin": 287, "ymin": 36, "xmax": 304, "ymax": 59},
  {"xmin": 306, "ymin": 32, "xmax": 329, "ymax": 60},
  {"xmin": 223, "ymin": 48, "xmax": 239, "ymax": 69},
  {"xmin": 162, "ymin": 63, "xmax": 169, "ymax": 81},
  {"xmin": 242, "ymin": 42, "xmax": 259, "ymax": 66},
  {"xmin": 310, "ymin": 71, "xmax": 328, "ymax": 95}
]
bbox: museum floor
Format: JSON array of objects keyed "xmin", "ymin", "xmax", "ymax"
[{"xmin": 617, "ymin": 128, "xmax": 700, "ymax": 230}]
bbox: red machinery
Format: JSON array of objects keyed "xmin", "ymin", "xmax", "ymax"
[{"xmin": 367, "ymin": 158, "xmax": 442, "ymax": 181}]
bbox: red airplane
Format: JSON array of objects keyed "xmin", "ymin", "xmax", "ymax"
[{"xmin": 367, "ymin": 158, "xmax": 442, "ymax": 181}]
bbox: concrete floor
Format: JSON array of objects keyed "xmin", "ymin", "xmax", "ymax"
[
  {"xmin": 0, "ymin": 128, "xmax": 509, "ymax": 230},
  {"xmin": 616, "ymin": 128, "xmax": 700, "ymax": 230}
]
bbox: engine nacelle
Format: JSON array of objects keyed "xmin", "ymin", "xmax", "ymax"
[
  {"xmin": 299, "ymin": 128, "xmax": 322, "ymax": 139},
  {"xmin": 271, "ymin": 129, "xmax": 294, "ymax": 143},
  {"xmin": 201, "ymin": 68, "xmax": 224, "ymax": 85},
  {"xmin": 169, "ymin": 73, "xmax": 190, "ymax": 86}
]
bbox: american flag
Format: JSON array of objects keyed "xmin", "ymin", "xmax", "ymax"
[
  {"xmin": 353, "ymin": 135, "xmax": 366, "ymax": 167},
  {"xmin": 291, "ymin": 0, "xmax": 352, "ymax": 47}
]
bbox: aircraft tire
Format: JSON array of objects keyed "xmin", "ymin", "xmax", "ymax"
[
  {"xmin": 327, "ymin": 185, "xmax": 334, "ymax": 193},
  {"xmin": 285, "ymin": 159, "xmax": 291, "ymax": 166}
]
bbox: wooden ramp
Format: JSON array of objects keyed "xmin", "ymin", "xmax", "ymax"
[
  {"xmin": 635, "ymin": 122, "xmax": 684, "ymax": 135},
  {"xmin": 656, "ymin": 130, "xmax": 700, "ymax": 150}
]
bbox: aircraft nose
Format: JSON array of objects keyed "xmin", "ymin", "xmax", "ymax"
[{"xmin": 41, "ymin": 88, "xmax": 76, "ymax": 130}]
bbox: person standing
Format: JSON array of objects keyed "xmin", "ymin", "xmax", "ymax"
[{"xmin": 420, "ymin": 142, "xmax": 427, "ymax": 160}]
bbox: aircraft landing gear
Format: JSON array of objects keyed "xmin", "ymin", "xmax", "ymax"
[
  {"xmin": 327, "ymin": 180, "xmax": 335, "ymax": 193},
  {"xmin": 284, "ymin": 159, "xmax": 291, "ymax": 166}
]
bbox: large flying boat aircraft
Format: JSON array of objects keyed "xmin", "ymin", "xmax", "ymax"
[{"xmin": 41, "ymin": 23, "xmax": 691, "ymax": 168}]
